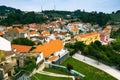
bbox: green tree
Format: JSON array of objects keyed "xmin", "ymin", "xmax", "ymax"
[{"xmin": 12, "ymin": 38, "xmax": 35, "ymax": 46}]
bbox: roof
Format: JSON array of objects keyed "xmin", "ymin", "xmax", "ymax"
[
  {"xmin": 41, "ymin": 30, "xmax": 50, "ymax": 37},
  {"xmin": 76, "ymin": 32, "xmax": 99, "ymax": 38},
  {"xmin": 7, "ymin": 27, "xmax": 23, "ymax": 33},
  {"xmin": 29, "ymin": 23, "xmax": 37, "ymax": 28},
  {"xmin": 103, "ymin": 26, "xmax": 111, "ymax": 32},
  {"xmin": 0, "ymin": 31, "xmax": 3, "ymax": 36},
  {"xmin": 49, "ymin": 56, "xmax": 57, "ymax": 61},
  {"xmin": 33, "ymin": 40, "xmax": 63, "ymax": 58},
  {"xmin": 71, "ymin": 28, "xmax": 79, "ymax": 32},
  {"xmin": 12, "ymin": 44, "xmax": 32, "ymax": 52},
  {"xmin": 29, "ymin": 31, "xmax": 39, "ymax": 35},
  {"xmin": 23, "ymin": 26, "xmax": 29, "ymax": 31},
  {"xmin": 69, "ymin": 22, "xmax": 81, "ymax": 27}
]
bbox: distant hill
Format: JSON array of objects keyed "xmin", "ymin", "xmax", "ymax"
[{"xmin": 0, "ymin": 5, "xmax": 18, "ymax": 16}]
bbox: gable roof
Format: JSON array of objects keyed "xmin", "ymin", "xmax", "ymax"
[
  {"xmin": 77, "ymin": 32, "xmax": 99, "ymax": 38},
  {"xmin": 33, "ymin": 40, "xmax": 63, "ymax": 58},
  {"xmin": 41, "ymin": 30, "xmax": 50, "ymax": 37},
  {"xmin": 12, "ymin": 44, "xmax": 32, "ymax": 52},
  {"xmin": 8, "ymin": 27, "xmax": 23, "ymax": 33}
]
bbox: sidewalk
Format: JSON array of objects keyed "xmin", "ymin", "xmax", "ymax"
[{"xmin": 73, "ymin": 53, "xmax": 120, "ymax": 80}]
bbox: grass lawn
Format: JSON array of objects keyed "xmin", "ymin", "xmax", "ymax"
[
  {"xmin": 44, "ymin": 68, "xmax": 69, "ymax": 75},
  {"xmin": 61, "ymin": 57, "xmax": 117, "ymax": 80},
  {"xmin": 31, "ymin": 73, "xmax": 72, "ymax": 80}
]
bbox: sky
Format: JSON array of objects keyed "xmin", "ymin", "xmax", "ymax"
[{"xmin": 0, "ymin": 0, "xmax": 120, "ymax": 13}]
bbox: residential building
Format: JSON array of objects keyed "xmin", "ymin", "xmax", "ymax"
[
  {"xmin": 99, "ymin": 26, "xmax": 112, "ymax": 44},
  {"xmin": 11, "ymin": 44, "xmax": 32, "ymax": 67},
  {"xmin": 0, "ymin": 37, "xmax": 16, "ymax": 80},
  {"xmin": 32, "ymin": 40, "xmax": 69, "ymax": 64},
  {"xmin": 75, "ymin": 32, "xmax": 100, "ymax": 45},
  {"xmin": 3, "ymin": 27, "xmax": 28, "ymax": 41}
]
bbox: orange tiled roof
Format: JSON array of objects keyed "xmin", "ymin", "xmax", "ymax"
[
  {"xmin": 0, "ymin": 32, "xmax": 3, "ymax": 36},
  {"xmin": 49, "ymin": 56, "xmax": 57, "ymax": 61},
  {"xmin": 12, "ymin": 44, "xmax": 32, "ymax": 52},
  {"xmin": 71, "ymin": 28, "xmax": 79, "ymax": 32},
  {"xmin": 23, "ymin": 26, "xmax": 29, "ymax": 31},
  {"xmin": 103, "ymin": 26, "xmax": 111, "ymax": 32},
  {"xmin": 7, "ymin": 27, "xmax": 23, "ymax": 33},
  {"xmin": 16, "ymin": 27, "xmax": 23, "ymax": 33},
  {"xmin": 69, "ymin": 22, "xmax": 80, "ymax": 26},
  {"xmin": 78, "ymin": 32, "xmax": 99, "ymax": 38},
  {"xmin": 30, "ymin": 31, "xmax": 38, "ymax": 35},
  {"xmin": 33, "ymin": 40, "xmax": 63, "ymax": 58},
  {"xmin": 41, "ymin": 30, "xmax": 50, "ymax": 37},
  {"xmin": 29, "ymin": 23, "xmax": 36, "ymax": 28}
]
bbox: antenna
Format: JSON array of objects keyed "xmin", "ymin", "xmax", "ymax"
[
  {"xmin": 53, "ymin": 0, "xmax": 56, "ymax": 10},
  {"xmin": 54, "ymin": 4, "xmax": 56, "ymax": 10},
  {"xmin": 41, "ymin": 5, "xmax": 43, "ymax": 12}
]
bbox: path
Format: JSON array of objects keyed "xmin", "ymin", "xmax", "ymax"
[
  {"xmin": 37, "ymin": 71, "xmax": 75, "ymax": 80},
  {"xmin": 73, "ymin": 53, "xmax": 120, "ymax": 80},
  {"xmin": 31, "ymin": 63, "xmax": 75, "ymax": 80}
]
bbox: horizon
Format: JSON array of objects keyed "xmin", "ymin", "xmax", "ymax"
[{"xmin": 0, "ymin": 0, "xmax": 120, "ymax": 13}]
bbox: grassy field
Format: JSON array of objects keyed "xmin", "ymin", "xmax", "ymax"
[
  {"xmin": 61, "ymin": 57, "xmax": 117, "ymax": 80},
  {"xmin": 44, "ymin": 57, "xmax": 117, "ymax": 80},
  {"xmin": 31, "ymin": 73, "xmax": 72, "ymax": 80},
  {"xmin": 44, "ymin": 68, "xmax": 69, "ymax": 75}
]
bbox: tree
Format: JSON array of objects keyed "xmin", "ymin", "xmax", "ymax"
[
  {"xmin": 66, "ymin": 63, "xmax": 73, "ymax": 80},
  {"xmin": 12, "ymin": 38, "xmax": 35, "ymax": 46},
  {"xmin": 95, "ymin": 52, "xmax": 102, "ymax": 65},
  {"xmin": 83, "ymin": 46, "xmax": 89, "ymax": 61},
  {"xmin": 111, "ymin": 39, "xmax": 120, "ymax": 52},
  {"xmin": 74, "ymin": 41, "xmax": 86, "ymax": 52}
]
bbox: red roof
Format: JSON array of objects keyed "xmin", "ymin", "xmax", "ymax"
[
  {"xmin": 12, "ymin": 44, "xmax": 32, "ymax": 52},
  {"xmin": 33, "ymin": 40, "xmax": 63, "ymax": 58}
]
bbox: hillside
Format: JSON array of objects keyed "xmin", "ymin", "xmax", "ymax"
[{"xmin": 0, "ymin": 5, "xmax": 17, "ymax": 16}]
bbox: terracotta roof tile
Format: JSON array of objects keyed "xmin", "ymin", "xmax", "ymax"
[
  {"xmin": 71, "ymin": 28, "xmax": 79, "ymax": 32},
  {"xmin": 77, "ymin": 32, "xmax": 99, "ymax": 38},
  {"xmin": 30, "ymin": 31, "xmax": 39, "ymax": 35},
  {"xmin": 41, "ymin": 30, "xmax": 50, "ymax": 37},
  {"xmin": 0, "ymin": 32, "xmax": 3, "ymax": 36},
  {"xmin": 49, "ymin": 56, "xmax": 57, "ymax": 61},
  {"xmin": 12, "ymin": 44, "xmax": 32, "ymax": 52},
  {"xmin": 33, "ymin": 40, "xmax": 63, "ymax": 58}
]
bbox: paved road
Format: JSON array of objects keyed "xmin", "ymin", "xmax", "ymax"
[{"xmin": 73, "ymin": 53, "xmax": 120, "ymax": 80}]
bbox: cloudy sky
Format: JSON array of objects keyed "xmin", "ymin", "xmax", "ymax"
[{"xmin": 0, "ymin": 0, "xmax": 120, "ymax": 13}]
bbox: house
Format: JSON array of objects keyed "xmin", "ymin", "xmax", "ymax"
[
  {"xmin": 0, "ymin": 37, "xmax": 16, "ymax": 80},
  {"xmin": 99, "ymin": 26, "xmax": 112, "ymax": 44},
  {"xmin": 3, "ymin": 27, "xmax": 28, "ymax": 41},
  {"xmin": 11, "ymin": 44, "xmax": 43, "ymax": 66},
  {"xmin": 11, "ymin": 44, "xmax": 32, "ymax": 67},
  {"xmin": 67, "ymin": 22, "xmax": 89, "ymax": 35},
  {"xmin": 41, "ymin": 30, "xmax": 50, "ymax": 37},
  {"xmin": 75, "ymin": 32, "xmax": 100, "ymax": 45},
  {"xmin": 32, "ymin": 40, "xmax": 69, "ymax": 64},
  {"xmin": 0, "ymin": 51, "xmax": 16, "ymax": 80},
  {"xmin": 62, "ymin": 33, "xmax": 71, "ymax": 44},
  {"xmin": 29, "ymin": 30, "xmax": 40, "ymax": 37}
]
